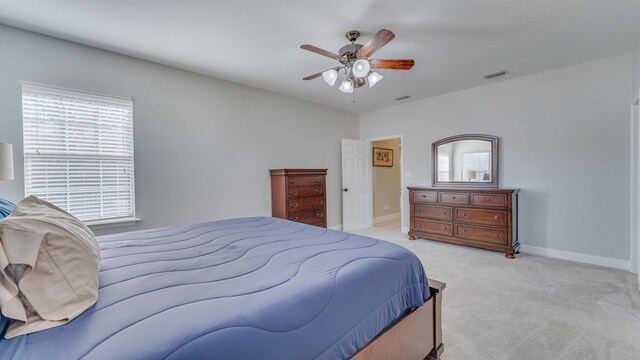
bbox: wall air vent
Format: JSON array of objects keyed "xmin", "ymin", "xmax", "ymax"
[
  {"xmin": 483, "ymin": 70, "xmax": 508, "ymax": 80},
  {"xmin": 394, "ymin": 95, "xmax": 411, "ymax": 101}
]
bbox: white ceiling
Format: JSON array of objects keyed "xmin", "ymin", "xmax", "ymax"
[{"xmin": 1, "ymin": 0, "xmax": 639, "ymax": 113}]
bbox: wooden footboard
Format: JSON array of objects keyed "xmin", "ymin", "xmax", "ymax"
[{"xmin": 350, "ymin": 278, "xmax": 445, "ymax": 360}]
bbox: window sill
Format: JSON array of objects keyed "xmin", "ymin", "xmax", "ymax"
[{"xmin": 86, "ymin": 217, "xmax": 141, "ymax": 230}]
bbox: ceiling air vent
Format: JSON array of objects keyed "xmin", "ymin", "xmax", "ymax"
[
  {"xmin": 395, "ymin": 95, "xmax": 411, "ymax": 101},
  {"xmin": 483, "ymin": 70, "xmax": 508, "ymax": 80},
  {"xmin": 482, "ymin": 70, "xmax": 507, "ymax": 80}
]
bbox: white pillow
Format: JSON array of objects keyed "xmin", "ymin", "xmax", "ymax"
[{"xmin": 0, "ymin": 196, "xmax": 100, "ymax": 338}]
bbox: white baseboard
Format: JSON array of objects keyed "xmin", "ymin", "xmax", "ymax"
[
  {"xmin": 329, "ymin": 224, "xmax": 343, "ymax": 231},
  {"xmin": 401, "ymin": 226, "xmax": 409, "ymax": 234},
  {"xmin": 520, "ymin": 245, "xmax": 630, "ymax": 271},
  {"xmin": 373, "ymin": 212, "xmax": 400, "ymax": 224}
]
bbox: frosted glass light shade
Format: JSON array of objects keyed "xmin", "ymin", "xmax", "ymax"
[
  {"xmin": 368, "ymin": 72, "xmax": 383, "ymax": 87},
  {"xmin": 339, "ymin": 79, "xmax": 354, "ymax": 93},
  {"xmin": 0, "ymin": 143, "xmax": 14, "ymax": 180},
  {"xmin": 352, "ymin": 59, "xmax": 371, "ymax": 78},
  {"xmin": 322, "ymin": 69, "xmax": 338, "ymax": 86}
]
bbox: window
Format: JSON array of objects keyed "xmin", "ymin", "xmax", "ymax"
[
  {"xmin": 461, "ymin": 151, "xmax": 490, "ymax": 180},
  {"xmin": 22, "ymin": 83, "xmax": 135, "ymax": 224},
  {"xmin": 437, "ymin": 154, "xmax": 450, "ymax": 181}
]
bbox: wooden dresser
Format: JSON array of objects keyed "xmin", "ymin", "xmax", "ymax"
[
  {"xmin": 270, "ymin": 169, "xmax": 327, "ymax": 228},
  {"xmin": 408, "ymin": 187, "xmax": 520, "ymax": 258}
]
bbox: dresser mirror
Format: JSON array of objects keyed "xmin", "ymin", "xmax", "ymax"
[{"xmin": 432, "ymin": 134, "xmax": 499, "ymax": 188}]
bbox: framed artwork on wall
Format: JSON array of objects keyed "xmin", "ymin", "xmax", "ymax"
[{"xmin": 373, "ymin": 147, "xmax": 393, "ymax": 167}]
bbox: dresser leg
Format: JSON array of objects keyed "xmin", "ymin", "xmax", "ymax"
[
  {"xmin": 505, "ymin": 252, "xmax": 516, "ymax": 259},
  {"xmin": 408, "ymin": 235, "xmax": 416, "ymax": 240}
]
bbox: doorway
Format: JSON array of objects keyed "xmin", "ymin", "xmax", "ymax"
[
  {"xmin": 340, "ymin": 136, "xmax": 404, "ymax": 233},
  {"xmin": 370, "ymin": 136, "xmax": 403, "ymax": 232}
]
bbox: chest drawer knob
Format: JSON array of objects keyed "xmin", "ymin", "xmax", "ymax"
[
  {"xmin": 494, "ymin": 215, "xmax": 499, "ymax": 219},
  {"xmin": 443, "ymin": 211, "xmax": 447, "ymax": 215},
  {"xmin": 443, "ymin": 226, "xmax": 448, "ymax": 230},
  {"xmin": 289, "ymin": 179, "xmax": 296, "ymax": 184},
  {"xmin": 462, "ymin": 212, "xmax": 467, "ymax": 217},
  {"xmin": 315, "ymin": 179, "xmax": 321, "ymax": 183},
  {"xmin": 289, "ymin": 216, "xmax": 298, "ymax": 221},
  {"xmin": 289, "ymin": 202, "xmax": 298, "ymax": 208},
  {"xmin": 289, "ymin": 190, "xmax": 298, "ymax": 196},
  {"xmin": 316, "ymin": 200, "xmax": 324, "ymax": 205},
  {"xmin": 316, "ymin": 212, "xmax": 324, "ymax": 218},
  {"xmin": 422, "ymin": 194, "xmax": 427, "ymax": 198},
  {"xmin": 418, "ymin": 209, "xmax": 422, "ymax": 213},
  {"xmin": 494, "ymin": 233, "xmax": 499, "ymax": 238},
  {"xmin": 315, "ymin": 188, "xmax": 323, "ymax": 194}
]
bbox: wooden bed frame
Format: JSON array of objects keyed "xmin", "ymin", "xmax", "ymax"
[{"xmin": 350, "ymin": 279, "xmax": 445, "ymax": 360}]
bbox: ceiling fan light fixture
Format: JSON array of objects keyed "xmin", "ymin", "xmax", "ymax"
[
  {"xmin": 352, "ymin": 59, "xmax": 371, "ymax": 78},
  {"xmin": 368, "ymin": 72, "xmax": 383, "ymax": 87},
  {"xmin": 339, "ymin": 79, "xmax": 354, "ymax": 93},
  {"xmin": 322, "ymin": 69, "xmax": 338, "ymax": 86}
]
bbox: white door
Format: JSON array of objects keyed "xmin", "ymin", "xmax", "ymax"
[{"xmin": 342, "ymin": 139, "xmax": 372, "ymax": 231}]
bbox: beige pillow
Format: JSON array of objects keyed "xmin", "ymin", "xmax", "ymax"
[{"xmin": 0, "ymin": 196, "xmax": 100, "ymax": 338}]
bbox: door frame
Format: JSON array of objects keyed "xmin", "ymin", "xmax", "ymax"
[
  {"xmin": 367, "ymin": 134, "xmax": 405, "ymax": 232},
  {"xmin": 632, "ymin": 89, "xmax": 640, "ymax": 280}
]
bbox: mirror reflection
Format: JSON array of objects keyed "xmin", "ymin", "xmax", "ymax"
[{"xmin": 436, "ymin": 140, "xmax": 492, "ymax": 182}]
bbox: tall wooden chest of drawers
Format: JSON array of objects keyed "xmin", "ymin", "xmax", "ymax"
[
  {"xmin": 270, "ymin": 169, "xmax": 327, "ymax": 228},
  {"xmin": 408, "ymin": 187, "xmax": 520, "ymax": 258}
]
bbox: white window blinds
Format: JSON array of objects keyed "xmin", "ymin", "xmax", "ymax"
[{"xmin": 22, "ymin": 83, "xmax": 135, "ymax": 223}]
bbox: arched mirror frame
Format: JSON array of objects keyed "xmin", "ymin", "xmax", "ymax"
[{"xmin": 432, "ymin": 134, "xmax": 499, "ymax": 188}]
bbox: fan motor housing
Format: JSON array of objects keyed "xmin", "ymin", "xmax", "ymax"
[{"xmin": 339, "ymin": 43, "xmax": 363, "ymax": 64}]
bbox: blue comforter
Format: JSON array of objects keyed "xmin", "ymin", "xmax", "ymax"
[{"xmin": 0, "ymin": 217, "xmax": 430, "ymax": 359}]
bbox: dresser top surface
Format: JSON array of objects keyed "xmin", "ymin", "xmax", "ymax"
[
  {"xmin": 269, "ymin": 169, "xmax": 328, "ymax": 176},
  {"xmin": 408, "ymin": 187, "xmax": 520, "ymax": 194}
]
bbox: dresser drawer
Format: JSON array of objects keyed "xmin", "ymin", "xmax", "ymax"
[
  {"xmin": 288, "ymin": 210, "xmax": 325, "ymax": 223},
  {"xmin": 288, "ymin": 186, "xmax": 324, "ymax": 198},
  {"xmin": 288, "ymin": 176, "xmax": 325, "ymax": 187},
  {"xmin": 411, "ymin": 191, "xmax": 438, "ymax": 203},
  {"xmin": 456, "ymin": 224, "xmax": 507, "ymax": 245},
  {"xmin": 308, "ymin": 220, "xmax": 326, "ymax": 228},
  {"xmin": 288, "ymin": 196, "xmax": 324, "ymax": 211},
  {"xmin": 455, "ymin": 208, "xmax": 507, "ymax": 226},
  {"xmin": 471, "ymin": 193, "xmax": 507, "ymax": 208},
  {"xmin": 439, "ymin": 192, "xmax": 469, "ymax": 205},
  {"xmin": 412, "ymin": 219, "xmax": 453, "ymax": 237},
  {"xmin": 413, "ymin": 205, "xmax": 452, "ymax": 221}
]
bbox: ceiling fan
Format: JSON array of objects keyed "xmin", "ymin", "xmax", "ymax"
[{"xmin": 301, "ymin": 29, "xmax": 414, "ymax": 93}]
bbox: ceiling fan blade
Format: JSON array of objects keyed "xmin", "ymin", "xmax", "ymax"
[
  {"xmin": 300, "ymin": 45, "xmax": 341, "ymax": 61},
  {"xmin": 356, "ymin": 29, "xmax": 395, "ymax": 58},
  {"xmin": 302, "ymin": 67, "xmax": 343, "ymax": 81},
  {"xmin": 354, "ymin": 77, "xmax": 366, "ymax": 88},
  {"xmin": 303, "ymin": 71, "xmax": 324, "ymax": 81},
  {"xmin": 370, "ymin": 59, "xmax": 415, "ymax": 70}
]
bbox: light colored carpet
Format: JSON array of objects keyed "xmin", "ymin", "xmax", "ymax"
[{"xmin": 354, "ymin": 220, "xmax": 640, "ymax": 360}]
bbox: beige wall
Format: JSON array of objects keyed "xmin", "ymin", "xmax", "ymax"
[
  {"xmin": 361, "ymin": 54, "xmax": 632, "ymax": 265},
  {"xmin": 372, "ymin": 138, "xmax": 401, "ymax": 219},
  {"xmin": 0, "ymin": 25, "xmax": 359, "ymax": 234}
]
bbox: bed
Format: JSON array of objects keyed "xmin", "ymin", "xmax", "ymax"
[{"xmin": 0, "ymin": 217, "xmax": 444, "ymax": 359}]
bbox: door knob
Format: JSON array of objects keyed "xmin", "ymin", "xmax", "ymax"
[{"xmin": 343, "ymin": 188, "xmax": 349, "ymax": 192}]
